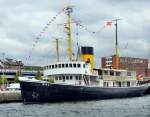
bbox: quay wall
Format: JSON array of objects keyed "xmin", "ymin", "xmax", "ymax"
[{"xmin": 0, "ymin": 91, "xmax": 22, "ymax": 103}]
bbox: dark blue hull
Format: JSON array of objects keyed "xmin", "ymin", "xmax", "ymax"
[
  {"xmin": 144, "ymin": 86, "xmax": 150, "ymax": 94},
  {"xmin": 20, "ymin": 81, "xmax": 148, "ymax": 103}
]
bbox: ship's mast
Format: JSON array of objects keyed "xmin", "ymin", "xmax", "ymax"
[
  {"xmin": 55, "ymin": 38, "xmax": 60, "ymax": 62},
  {"xmin": 65, "ymin": 6, "xmax": 73, "ymax": 61},
  {"xmin": 113, "ymin": 19, "xmax": 121, "ymax": 69},
  {"xmin": 75, "ymin": 21, "xmax": 81, "ymax": 61}
]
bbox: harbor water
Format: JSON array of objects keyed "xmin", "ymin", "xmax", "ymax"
[{"xmin": 0, "ymin": 95, "xmax": 150, "ymax": 117}]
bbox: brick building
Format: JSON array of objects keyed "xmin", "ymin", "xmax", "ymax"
[{"xmin": 101, "ymin": 55, "xmax": 149, "ymax": 77}]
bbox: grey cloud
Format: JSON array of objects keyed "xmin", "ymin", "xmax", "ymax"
[{"xmin": 0, "ymin": 0, "xmax": 149, "ymax": 67}]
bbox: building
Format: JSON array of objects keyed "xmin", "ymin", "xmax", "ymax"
[
  {"xmin": 101, "ymin": 55, "xmax": 149, "ymax": 77},
  {"xmin": 0, "ymin": 58, "xmax": 24, "ymax": 70},
  {"xmin": 0, "ymin": 58, "xmax": 43, "ymax": 83}
]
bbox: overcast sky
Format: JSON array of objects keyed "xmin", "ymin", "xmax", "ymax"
[{"xmin": 0, "ymin": 0, "xmax": 150, "ymax": 67}]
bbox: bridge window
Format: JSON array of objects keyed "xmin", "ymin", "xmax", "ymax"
[
  {"xmin": 83, "ymin": 64, "xmax": 85, "ymax": 68},
  {"xmin": 59, "ymin": 76, "xmax": 61, "ymax": 80},
  {"xmin": 69, "ymin": 63, "xmax": 72, "ymax": 68},
  {"xmin": 52, "ymin": 65, "xmax": 54, "ymax": 69},
  {"xmin": 58, "ymin": 64, "xmax": 61, "ymax": 68},
  {"xmin": 62, "ymin": 64, "xmax": 65, "ymax": 68},
  {"xmin": 66, "ymin": 64, "xmax": 68, "ymax": 68},
  {"xmin": 77, "ymin": 64, "xmax": 81, "ymax": 68},
  {"xmin": 55, "ymin": 64, "xmax": 57, "ymax": 68},
  {"xmin": 73, "ymin": 64, "xmax": 76, "ymax": 68},
  {"xmin": 49, "ymin": 65, "xmax": 51, "ymax": 69}
]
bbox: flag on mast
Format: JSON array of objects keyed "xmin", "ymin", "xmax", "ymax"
[{"xmin": 105, "ymin": 21, "xmax": 112, "ymax": 27}]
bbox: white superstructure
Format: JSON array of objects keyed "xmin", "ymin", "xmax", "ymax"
[
  {"xmin": 42, "ymin": 61, "xmax": 138, "ymax": 87},
  {"xmin": 43, "ymin": 61, "xmax": 100, "ymax": 86}
]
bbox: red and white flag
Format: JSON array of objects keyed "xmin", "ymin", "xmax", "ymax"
[
  {"xmin": 136, "ymin": 73, "xmax": 143, "ymax": 81},
  {"xmin": 105, "ymin": 21, "xmax": 112, "ymax": 27}
]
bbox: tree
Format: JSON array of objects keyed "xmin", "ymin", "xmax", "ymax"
[
  {"xmin": 14, "ymin": 71, "xmax": 20, "ymax": 83},
  {"xmin": 0, "ymin": 75, "xmax": 8, "ymax": 85},
  {"xmin": 48, "ymin": 78, "xmax": 54, "ymax": 83},
  {"xmin": 35, "ymin": 70, "xmax": 42, "ymax": 80},
  {"xmin": 0, "ymin": 77, "xmax": 3, "ymax": 85},
  {"xmin": 0, "ymin": 75, "xmax": 8, "ymax": 90}
]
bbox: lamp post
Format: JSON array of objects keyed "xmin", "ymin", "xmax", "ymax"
[
  {"xmin": 18, "ymin": 59, "xmax": 22, "ymax": 77},
  {"xmin": 2, "ymin": 53, "xmax": 5, "ymax": 90},
  {"xmin": 2, "ymin": 53, "xmax": 5, "ymax": 76}
]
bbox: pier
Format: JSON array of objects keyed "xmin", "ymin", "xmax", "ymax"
[{"xmin": 0, "ymin": 90, "xmax": 22, "ymax": 103}]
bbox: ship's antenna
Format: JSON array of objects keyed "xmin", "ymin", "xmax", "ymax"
[
  {"xmin": 112, "ymin": 19, "xmax": 121, "ymax": 69},
  {"xmin": 64, "ymin": 6, "xmax": 73, "ymax": 61},
  {"xmin": 55, "ymin": 38, "xmax": 60, "ymax": 62}
]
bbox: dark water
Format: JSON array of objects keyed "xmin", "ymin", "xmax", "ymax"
[{"xmin": 0, "ymin": 95, "xmax": 150, "ymax": 117}]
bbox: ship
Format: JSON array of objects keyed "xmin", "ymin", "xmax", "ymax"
[{"xmin": 19, "ymin": 6, "xmax": 148, "ymax": 103}]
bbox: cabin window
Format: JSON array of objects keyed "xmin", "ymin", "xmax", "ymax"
[
  {"xmin": 70, "ymin": 76, "xmax": 72, "ymax": 80},
  {"xmin": 113, "ymin": 82, "xmax": 115, "ymax": 87},
  {"xmin": 83, "ymin": 64, "xmax": 85, "ymax": 68},
  {"xmin": 127, "ymin": 72, "xmax": 131, "ymax": 76},
  {"xmin": 55, "ymin": 64, "xmax": 57, "ymax": 68},
  {"xmin": 110, "ymin": 71, "xmax": 114, "ymax": 76},
  {"xmin": 44, "ymin": 66, "xmax": 46, "ymax": 70},
  {"xmin": 118, "ymin": 82, "xmax": 121, "ymax": 87},
  {"xmin": 98, "ymin": 70, "xmax": 102, "ymax": 75},
  {"xmin": 59, "ymin": 76, "xmax": 61, "ymax": 80},
  {"xmin": 49, "ymin": 65, "xmax": 51, "ymax": 69},
  {"xmin": 104, "ymin": 71, "xmax": 108, "ymax": 75},
  {"xmin": 104, "ymin": 82, "xmax": 106, "ymax": 87},
  {"xmin": 73, "ymin": 64, "xmax": 76, "ymax": 68},
  {"xmin": 58, "ymin": 64, "xmax": 61, "ymax": 68},
  {"xmin": 131, "ymin": 81, "xmax": 135, "ymax": 86},
  {"xmin": 127, "ymin": 81, "xmax": 130, "ymax": 87},
  {"xmin": 79, "ymin": 76, "xmax": 81, "ymax": 80},
  {"xmin": 106, "ymin": 82, "xmax": 109, "ymax": 87},
  {"xmin": 116, "ymin": 72, "xmax": 121, "ymax": 76},
  {"xmin": 62, "ymin": 64, "xmax": 65, "ymax": 68},
  {"xmin": 52, "ymin": 65, "xmax": 54, "ymax": 69},
  {"xmin": 76, "ymin": 76, "xmax": 78, "ymax": 80},
  {"xmin": 55, "ymin": 77, "xmax": 58, "ymax": 80},
  {"xmin": 63, "ymin": 76, "xmax": 65, "ymax": 81},
  {"xmin": 66, "ymin": 76, "xmax": 69, "ymax": 80},
  {"xmin": 69, "ymin": 64, "xmax": 72, "ymax": 67},
  {"xmin": 66, "ymin": 64, "xmax": 68, "ymax": 68},
  {"xmin": 77, "ymin": 64, "xmax": 81, "ymax": 68}
]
